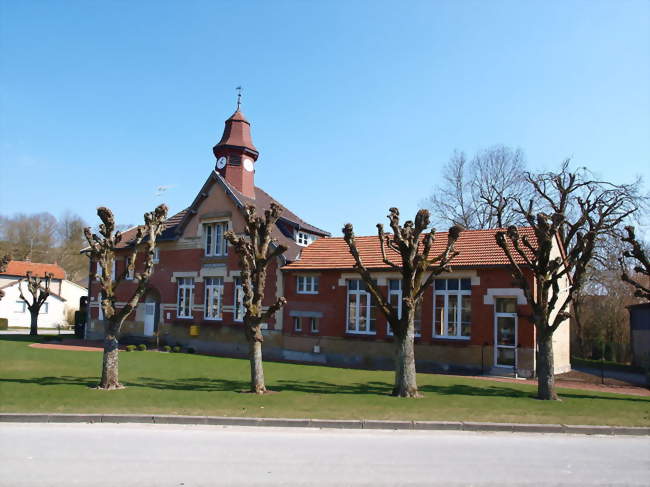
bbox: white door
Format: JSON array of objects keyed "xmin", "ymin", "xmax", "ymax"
[
  {"xmin": 494, "ymin": 298, "xmax": 517, "ymax": 368},
  {"xmin": 143, "ymin": 302, "xmax": 155, "ymax": 336}
]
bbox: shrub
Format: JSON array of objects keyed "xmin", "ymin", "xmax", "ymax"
[
  {"xmin": 186, "ymin": 347, "xmax": 195, "ymax": 354},
  {"xmin": 125, "ymin": 345, "xmax": 137, "ymax": 352},
  {"xmin": 137, "ymin": 344, "xmax": 147, "ymax": 351},
  {"xmin": 0, "ymin": 318, "xmax": 8, "ymax": 330},
  {"xmin": 172, "ymin": 346, "xmax": 181, "ymax": 353},
  {"xmin": 162, "ymin": 345, "xmax": 172, "ymax": 352}
]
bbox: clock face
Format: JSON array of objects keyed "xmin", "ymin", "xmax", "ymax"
[
  {"xmin": 216, "ymin": 156, "xmax": 227, "ymax": 169},
  {"xmin": 243, "ymin": 158, "xmax": 254, "ymax": 172}
]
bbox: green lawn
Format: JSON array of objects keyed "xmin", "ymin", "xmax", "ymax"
[{"xmin": 1, "ymin": 335, "xmax": 648, "ymax": 426}]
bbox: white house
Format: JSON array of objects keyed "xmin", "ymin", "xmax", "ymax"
[{"xmin": 0, "ymin": 261, "xmax": 87, "ymax": 329}]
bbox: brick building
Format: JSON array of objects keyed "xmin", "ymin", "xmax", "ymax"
[{"xmin": 87, "ymin": 106, "xmax": 571, "ymax": 378}]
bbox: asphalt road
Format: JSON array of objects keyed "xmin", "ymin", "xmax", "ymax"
[{"xmin": 1, "ymin": 423, "xmax": 648, "ymax": 486}]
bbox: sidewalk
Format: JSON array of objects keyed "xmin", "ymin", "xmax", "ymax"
[{"xmin": 0, "ymin": 413, "xmax": 648, "ymax": 436}]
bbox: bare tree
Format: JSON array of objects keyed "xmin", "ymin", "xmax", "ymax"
[
  {"xmin": 224, "ymin": 203, "xmax": 288, "ymax": 394},
  {"xmin": 0, "ymin": 255, "xmax": 11, "ymax": 301},
  {"xmin": 0, "ymin": 212, "xmax": 58, "ymax": 262},
  {"xmin": 496, "ymin": 163, "xmax": 642, "ymax": 400},
  {"xmin": 18, "ymin": 271, "xmax": 53, "ymax": 336},
  {"xmin": 57, "ymin": 211, "xmax": 88, "ymax": 283},
  {"xmin": 424, "ymin": 146, "xmax": 529, "ymax": 229},
  {"xmin": 620, "ymin": 226, "xmax": 650, "ymax": 301},
  {"xmin": 343, "ymin": 208, "xmax": 461, "ymax": 397},
  {"xmin": 83, "ymin": 204, "xmax": 167, "ymax": 390}
]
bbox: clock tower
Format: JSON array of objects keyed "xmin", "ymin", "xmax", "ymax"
[{"xmin": 213, "ymin": 103, "xmax": 259, "ymax": 199}]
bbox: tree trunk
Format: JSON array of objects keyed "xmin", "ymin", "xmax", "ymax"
[
  {"xmin": 392, "ymin": 325, "xmax": 420, "ymax": 398},
  {"xmin": 247, "ymin": 325, "xmax": 266, "ymax": 394},
  {"xmin": 98, "ymin": 333, "xmax": 123, "ymax": 390},
  {"xmin": 537, "ymin": 329, "xmax": 558, "ymax": 400},
  {"xmin": 29, "ymin": 309, "xmax": 38, "ymax": 336}
]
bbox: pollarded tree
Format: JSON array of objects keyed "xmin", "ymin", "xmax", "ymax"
[
  {"xmin": 343, "ymin": 208, "xmax": 462, "ymax": 397},
  {"xmin": 18, "ymin": 271, "xmax": 52, "ymax": 336},
  {"xmin": 620, "ymin": 226, "xmax": 650, "ymax": 301},
  {"xmin": 224, "ymin": 203, "xmax": 288, "ymax": 394},
  {"xmin": 496, "ymin": 163, "xmax": 641, "ymax": 400},
  {"xmin": 83, "ymin": 204, "xmax": 167, "ymax": 390}
]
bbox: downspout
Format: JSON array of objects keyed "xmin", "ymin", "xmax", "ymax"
[{"xmin": 84, "ymin": 255, "xmax": 91, "ymax": 340}]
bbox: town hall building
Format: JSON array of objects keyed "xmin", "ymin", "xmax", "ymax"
[{"xmin": 87, "ymin": 104, "xmax": 571, "ymax": 378}]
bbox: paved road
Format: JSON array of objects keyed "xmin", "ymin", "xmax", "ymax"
[{"xmin": 1, "ymin": 423, "xmax": 648, "ymax": 486}]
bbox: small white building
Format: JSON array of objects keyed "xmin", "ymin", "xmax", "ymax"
[{"xmin": 0, "ymin": 261, "xmax": 87, "ymax": 329}]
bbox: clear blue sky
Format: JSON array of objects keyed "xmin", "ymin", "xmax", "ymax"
[{"xmin": 1, "ymin": 0, "xmax": 648, "ymax": 236}]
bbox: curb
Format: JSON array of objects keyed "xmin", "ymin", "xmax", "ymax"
[{"xmin": 0, "ymin": 414, "xmax": 648, "ymax": 436}]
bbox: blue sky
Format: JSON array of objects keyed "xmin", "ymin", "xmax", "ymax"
[{"xmin": 1, "ymin": 0, "xmax": 648, "ymax": 236}]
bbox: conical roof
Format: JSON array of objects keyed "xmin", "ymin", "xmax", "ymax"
[{"xmin": 215, "ymin": 110, "xmax": 258, "ymax": 154}]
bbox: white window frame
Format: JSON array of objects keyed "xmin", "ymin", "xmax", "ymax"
[
  {"xmin": 204, "ymin": 222, "xmax": 229, "ymax": 257},
  {"xmin": 152, "ymin": 247, "xmax": 160, "ymax": 264},
  {"xmin": 125, "ymin": 257, "xmax": 134, "ymax": 280},
  {"xmin": 296, "ymin": 231, "xmax": 315, "ymax": 246},
  {"xmin": 433, "ymin": 278, "xmax": 471, "ymax": 339},
  {"xmin": 386, "ymin": 279, "xmax": 421, "ymax": 337},
  {"xmin": 233, "ymin": 277, "xmax": 244, "ymax": 322},
  {"xmin": 39, "ymin": 302, "xmax": 49, "ymax": 314},
  {"xmin": 14, "ymin": 300, "xmax": 26, "ymax": 313},
  {"xmin": 177, "ymin": 277, "xmax": 194, "ymax": 319},
  {"xmin": 204, "ymin": 277, "xmax": 224, "ymax": 320},
  {"xmin": 346, "ymin": 279, "xmax": 376, "ymax": 335},
  {"xmin": 293, "ymin": 316, "xmax": 302, "ymax": 332},
  {"xmin": 297, "ymin": 275, "xmax": 319, "ymax": 294},
  {"xmin": 310, "ymin": 317, "xmax": 318, "ymax": 333}
]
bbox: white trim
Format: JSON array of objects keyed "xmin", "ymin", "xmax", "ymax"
[
  {"xmin": 483, "ymin": 288, "xmax": 526, "ymax": 306},
  {"xmin": 345, "ymin": 279, "xmax": 376, "ymax": 335},
  {"xmin": 171, "ymin": 271, "xmax": 200, "ymax": 283}
]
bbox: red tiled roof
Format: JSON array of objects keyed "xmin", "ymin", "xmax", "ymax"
[
  {"xmin": 1, "ymin": 261, "xmax": 66, "ymax": 279},
  {"xmin": 283, "ymin": 227, "xmax": 537, "ymax": 270}
]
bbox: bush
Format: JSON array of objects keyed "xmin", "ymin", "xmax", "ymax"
[
  {"xmin": 125, "ymin": 345, "xmax": 137, "ymax": 352},
  {"xmin": 162, "ymin": 345, "xmax": 172, "ymax": 352},
  {"xmin": 0, "ymin": 318, "xmax": 8, "ymax": 330},
  {"xmin": 186, "ymin": 347, "xmax": 196, "ymax": 354},
  {"xmin": 137, "ymin": 344, "xmax": 147, "ymax": 352},
  {"xmin": 172, "ymin": 346, "xmax": 181, "ymax": 353}
]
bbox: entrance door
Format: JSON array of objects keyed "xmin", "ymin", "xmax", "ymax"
[
  {"xmin": 494, "ymin": 298, "xmax": 517, "ymax": 367},
  {"xmin": 143, "ymin": 302, "xmax": 156, "ymax": 337}
]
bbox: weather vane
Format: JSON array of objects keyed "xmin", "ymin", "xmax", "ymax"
[{"xmin": 236, "ymin": 86, "xmax": 242, "ymax": 110}]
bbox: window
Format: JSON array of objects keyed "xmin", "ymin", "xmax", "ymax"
[
  {"xmin": 204, "ymin": 277, "xmax": 224, "ymax": 320},
  {"xmin": 14, "ymin": 301, "xmax": 26, "ymax": 313},
  {"xmin": 386, "ymin": 279, "xmax": 421, "ymax": 336},
  {"xmin": 177, "ymin": 277, "xmax": 194, "ymax": 318},
  {"xmin": 233, "ymin": 277, "xmax": 244, "ymax": 322},
  {"xmin": 152, "ymin": 248, "xmax": 160, "ymax": 264},
  {"xmin": 346, "ymin": 279, "xmax": 376, "ymax": 334},
  {"xmin": 297, "ymin": 275, "xmax": 319, "ymax": 294},
  {"xmin": 204, "ymin": 222, "xmax": 228, "ymax": 256},
  {"xmin": 293, "ymin": 317, "xmax": 302, "ymax": 332},
  {"xmin": 296, "ymin": 231, "xmax": 315, "ymax": 246},
  {"xmin": 310, "ymin": 317, "xmax": 319, "ymax": 333},
  {"xmin": 95, "ymin": 260, "xmax": 102, "ymax": 280},
  {"xmin": 40, "ymin": 302, "xmax": 49, "ymax": 314},
  {"xmin": 433, "ymin": 278, "xmax": 471, "ymax": 338},
  {"xmin": 125, "ymin": 257, "xmax": 134, "ymax": 280}
]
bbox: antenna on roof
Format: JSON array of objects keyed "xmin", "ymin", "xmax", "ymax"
[{"xmin": 236, "ymin": 86, "xmax": 242, "ymax": 110}]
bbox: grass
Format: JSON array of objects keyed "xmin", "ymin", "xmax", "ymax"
[
  {"xmin": 1, "ymin": 335, "xmax": 649, "ymax": 426},
  {"xmin": 571, "ymin": 356, "xmax": 645, "ymax": 374}
]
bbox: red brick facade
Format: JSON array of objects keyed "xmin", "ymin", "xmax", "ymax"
[{"xmin": 87, "ymin": 106, "xmax": 571, "ymax": 377}]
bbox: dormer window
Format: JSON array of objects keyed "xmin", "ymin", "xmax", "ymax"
[
  {"xmin": 296, "ymin": 231, "xmax": 315, "ymax": 246},
  {"xmin": 204, "ymin": 222, "xmax": 228, "ymax": 256}
]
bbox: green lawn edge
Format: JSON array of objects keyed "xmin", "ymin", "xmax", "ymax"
[{"xmin": 1, "ymin": 335, "xmax": 648, "ymax": 427}]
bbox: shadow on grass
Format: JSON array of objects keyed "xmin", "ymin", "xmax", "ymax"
[{"xmin": 2, "ymin": 376, "xmax": 647, "ymax": 403}]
